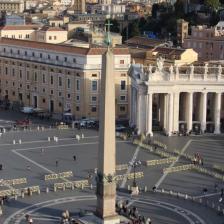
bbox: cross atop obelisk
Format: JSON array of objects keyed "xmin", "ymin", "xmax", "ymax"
[{"xmin": 95, "ymin": 20, "xmax": 120, "ymax": 224}]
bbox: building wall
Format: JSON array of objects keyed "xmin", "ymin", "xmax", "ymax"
[
  {"xmin": 175, "ymin": 49, "xmax": 198, "ymax": 65},
  {"xmin": 0, "ymin": 0, "xmax": 24, "ymax": 13},
  {"xmin": 183, "ymin": 25, "xmax": 224, "ymax": 61},
  {"xmin": 0, "ymin": 42, "xmax": 131, "ymax": 120},
  {"xmin": 36, "ymin": 31, "xmax": 68, "ymax": 44},
  {"xmin": 0, "ymin": 29, "xmax": 36, "ymax": 41}
]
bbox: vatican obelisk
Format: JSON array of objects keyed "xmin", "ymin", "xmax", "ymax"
[{"xmin": 95, "ymin": 23, "xmax": 120, "ymax": 224}]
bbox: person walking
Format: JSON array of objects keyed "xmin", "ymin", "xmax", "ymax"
[
  {"xmin": 73, "ymin": 155, "xmax": 76, "ymax": 161},
  {"xmin": 56, "ymin": 160, "xmax": 59, "ymax": 167}
]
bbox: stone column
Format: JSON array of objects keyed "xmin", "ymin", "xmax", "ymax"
[
  {"xmin": 173, "ymin": 92, "xmax": 179, "ymax": 132},
  {"xmin": 129, "ymin": 86, "xmax": 134, "ymax": 126},
  {"xmin": 167, "ymin": 93, "xmax": 174, "ymax": 136},
  {"xmin": 146, "ymin": 93, "xmax": 153, "ymax": 136},
  {"xmin": 186, "ymin": 92, "xmax": 193, "ymax": 132},
  {"xmin": 96, "ymin": 48, "xmax": 119, "ymax": 223},
  {"xmin": 214, "ymin": 92, "xmax": 221, "ymax": 134},
  {"xmin": 137, "ymin": 93, "xmax": 145, "ymax": 134},
  {"xmin": 200, "ymin": 92, "xmax": 207, "ymax": 133}
]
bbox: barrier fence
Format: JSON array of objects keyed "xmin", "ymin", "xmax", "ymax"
[
  {"xmin": 144, "ymin": 157, "xmax": 177, "ymax": 166},
  {"xmin": 155, "ymin": 188, "xmax": 224, "ymax": 216},
  {"xmin": 57, "ymin": 124, "xmax": 69, "ymax": 130},
  {"xmin": 153, "ymin": 140, "xmax": 167, "ymax": 150},
  {"xmin": 0, "ymin": 178, "xmax": 27, "ymax": 187},
  {"xmin": 115, "ymin": 172, "xmax": 144, "ymax": 182},
  {"xmin": 133, "ymin": 140, "xmax": 173, "ymax": 158},
  {"xmin": 0, "ymin": 185, "xmax": 40, "ymax": 197},
  {"xmin": 213, "ymin": 164, "xmax": 224, "ymax": 173},
  {"xmin": 116, "ymin": 164, "xmax": 129, "ymax": 171},
  {"xmin": 44, "ymin": 171, "xmax": 73, "ymax": 181},
  {"xmin": 53, "ymin": 180, "xmax": 89, "ymax": 192},
  {"xmin": 163, "ymin": 164, "xmax": 194, "ymax": 174}
]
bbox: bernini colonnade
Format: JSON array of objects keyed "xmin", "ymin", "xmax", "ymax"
[{"xmin": 128, "ymin": 59, "xmax": 224, "ymax": 136}]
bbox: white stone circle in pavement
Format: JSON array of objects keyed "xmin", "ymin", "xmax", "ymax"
[{"xmin": 3, "ymin": 194, "xmax": 206, "ymax": 224}]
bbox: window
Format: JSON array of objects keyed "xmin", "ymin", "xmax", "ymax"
[
  {"xmin": 42, "ymin": 74, "xmax": 46, "ymax": 83},
  {"xmin": 58, "ymin": 77, "xmax": 62, "ymax": 86},
  {"xmin": 34, "ymin": 72, "xmax": 37, "ymax": 81},
  {"xmin": 92, "ymin": 80, "xmax": 97, "ymax": 91},
  {"xmin": 121, "ymin": 73, "xmax": 126, "ymax": 77},
  {"xmin": 25, "ymin": 34, "xmax": 30, "ymax": 39},
  {"xmin": 48, "ymin": 55, "xmax": 51, "ymax": 59},
  {"xmin": 76, "ymin": 79, "xmax": 80, "ymax": 91},
  {"xmin": 12, "ymin": 91, "xmax": 15, "ymax": 96},
  {"xmin": 51, "ymin": 90, "xmax": 54, "ymax": 94},
  {"xmin": 12, "ymin": 68, "xmax": 15, "ymax": 76},
  {"xmin": 76, "ymin": 95, "xmax": 80, "ymax": 101},
  {"xmin": 49, "ymin": 36, "xmax": 52, "ymax": 40},
  {"xmin": 42, "ymin": 98, "xmax": 46, "ymax": 103},
  {"xmin": 92, "ymin": 74, "xmax": 97, "ymax": 77},
  {"xmin": 32, "ymin": 52, "xmax": 35, "ymax": 57},
  {"xmin": 50, "ymin": 76, "xmax": 53, "ymax": 85},
  {"xmin": 59, "ymin": 102, "xmax": 62, "ymax": 107},
  {"xmin": 27, "ymin": 94, "xmax": 30, "ymax": 99},
  {"xmin": 58, "ymin": 91, "xmax": 62, "ymax": 97},
  {"xmin": 26, "ymin": 71, "xmax": 30, "ymax": 80},
  {"xmin": 120, "ymin": 95, "xmax": 126, "ymax": 101},
  {"xmin": 25, "ymin": 51, "xmax": 27, "ymax": 56},
  {"xmin": 67, "ymin": 78, "xmax": 71, "ymax": 88},
  {"xmin": 67, "ymin": 93, "xmax": 71, "ymax": 99},
  {"xmin": 92, "ymin": 96, "xmax": 97, "ymax": 102},
  {"xmin": 120, "ymin": 106, "xmax": 125, "ymax": 112},
  {"xmin": 12, "ymin": 82, "xmax": 15, "ymax": 86},
  {"xmin": 3, "ymin": 48, "xmax": 5, "ymax": 53},
  {"xmin": 76, "ymin": 106, "xmax": 80, "ymax": 111},
  {"xmin": 5, "ymin": 67, "xmax": 8, "ymax": 75},
  {"xmin": 40, "ymin": 53, "xmax": 42, "ymax": 58},
  {"xmin": 120, "ymin": 80, "xmax": 126, "ymax": 90},
  {"xmin": 91, "ymin": 106, "xmax": 97, "ymax": 112},
  {"xmin": 27, "ymin": 85, "xmax": 30, "ymax": 90},
  {"xmin": 73, "ymin": 58, "xmax": 76, "ymax": 63},
  {"xmin": 54, "ymin": 36, "xmax": 57, "ymax": 40},
  {"xmin": 64, "ymin": 57, "xmax": 67, "ymax": 62},
  {"xmin": 120, "ymin": 60, "xmax": 124, "ymax": 64},
  {"xmin": 56, "ymin": 56, "xmax": 59, "ymax": 61},
  {"xmin": 43, "ymin": 88, "xmax": 45, "ymax": 93}
]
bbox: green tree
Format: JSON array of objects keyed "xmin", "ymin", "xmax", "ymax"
[
  {"xmin": 174, "ymin": 0, "xmax": 185, "ymax": 18},
  {"xmin": 105, "ymin": 19, "xmax": 120, "ymax": 33},
  {"xmin": 205, "ymin": 0, "xmax": 220, "ymax": 11},
  {"xmin": 129, "ymin": 21, "xmax": 140, "ymax": 38}
]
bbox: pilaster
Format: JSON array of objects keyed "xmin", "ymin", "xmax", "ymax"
[
  {"xmin": 186, "ymin": 92, "xmax": 193, "ymax": 132},
  {"xmin": 214, "ymin": 92, "xmax": 221, "ymax": 134}
]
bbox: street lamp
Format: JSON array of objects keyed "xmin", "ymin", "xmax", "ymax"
[{"xmin": 129, "ymin": 160, "xmax": 141, "ymax": 188}]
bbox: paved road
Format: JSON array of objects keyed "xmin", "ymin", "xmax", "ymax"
[{"xmin": 0, "ymin": 112, "xmax": 223, "ymax": 223}]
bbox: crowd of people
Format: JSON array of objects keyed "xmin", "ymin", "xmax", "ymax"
[
  {"xmin": 193, "ymin": 153, "xmax": 204, "ymax": 166},
  {"xmin": 116, "ymin": 200, "xmax": 152, "ymax": 224}
]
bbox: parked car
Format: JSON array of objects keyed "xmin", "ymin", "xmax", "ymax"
[
  {"xmin": 116, "ymin": 124, "xmax": 126, "ymax": 132},
  {"xmin": 20, "ymin": 107, "xmax": 34, "ymax": 114}
]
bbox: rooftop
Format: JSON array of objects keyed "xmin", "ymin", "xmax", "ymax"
[{"xmin": 0, "ymin": 38, "xmax": 129, "ymax": 55}]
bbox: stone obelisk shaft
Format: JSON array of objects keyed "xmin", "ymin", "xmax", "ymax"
[{"xmin": 96, "ymin": 47, "xmax": 118, "ymax": 223}]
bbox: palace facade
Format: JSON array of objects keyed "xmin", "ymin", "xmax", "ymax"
[
  {"xmin": 129, "ymin": 59, "xmax": 224, "ymax": 136},
  {"xmin": 0, "ymin": 38, "xmax": 131, "ymax": 120}
]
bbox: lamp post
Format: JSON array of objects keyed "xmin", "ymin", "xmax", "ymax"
[{"xmin": 131, "ymin": 160, "xmax": 141, "ymax": 187}]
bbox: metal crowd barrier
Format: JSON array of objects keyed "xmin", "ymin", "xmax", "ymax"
[
  {"xmin": 53, "ymin": 180, "xmax": 89, "ymax": 192},
  {"xmin": 115, "ymin": 172, "xmax": 144, "ymax": 182},
  {"xmin": 44, "ymin": 171, "xmax": 73, "ymax": 181},
  {"xmin": 0, "ymin": 178, "xmax": 27, "ymax": 186},
  {"xmin": 163, "ymin": 164, "xmax": 194, "ymax": 174},
  {"xmin": 144, "ymin": 157, "xmax": 177, "ymax": 166}
]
